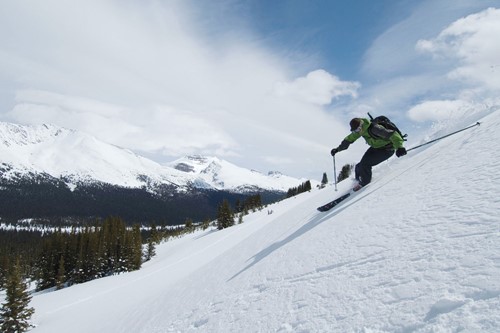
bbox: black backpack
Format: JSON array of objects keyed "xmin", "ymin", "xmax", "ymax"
[{"xmin": 368, "ymin": 113, "xmax": 408, "ymax": 141}]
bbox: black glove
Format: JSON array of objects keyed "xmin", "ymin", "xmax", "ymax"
[
  {"xmin": 331, "ymin": 148, "xmax": 338, "ymax": 156},
  {"xmin": 396, "ymin": 147, "xmax": 407, "ymax": 157}
]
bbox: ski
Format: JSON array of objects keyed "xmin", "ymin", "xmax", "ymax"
[{"xmin": 317, "ymin": 193, "xmax": 351, "ymax": 212}]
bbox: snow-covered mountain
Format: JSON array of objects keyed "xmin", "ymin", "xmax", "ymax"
[
  {"xmin": 168, "ymin": 155, "xmax": 303, "ymax": 192},
  {"xmin": 0, "ymin": 122, "xmax": 303, "ymax": 193},
  {"xmin": 27, "ymin": 107, "xmax": 500, "ymax": 332}
]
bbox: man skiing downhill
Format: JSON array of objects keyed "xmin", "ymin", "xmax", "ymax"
[{"xmin": 331, "ymin": 118, "xmax": 407, "ymax": 191}]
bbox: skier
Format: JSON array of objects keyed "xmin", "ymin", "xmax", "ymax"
[{"xmin": 331, "ymin": 117, "xmax": 407, "ymax": 191}]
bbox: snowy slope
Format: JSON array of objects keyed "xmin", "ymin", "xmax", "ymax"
[
  {"xmin": 29, "ymin": 108, "xmax": 500, "ymax": 332},
  {"xmin": 0, "ymin": 122, "xmax": 302, "ymax": 192}
]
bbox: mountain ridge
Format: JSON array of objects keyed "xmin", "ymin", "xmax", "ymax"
[
  {"xmin": 0, "ymin": 121, "xmax": 305, "ymax": 193},
  {"xmin": 0, "ymin": 121, "xmax": 306, "ymax": 224}
]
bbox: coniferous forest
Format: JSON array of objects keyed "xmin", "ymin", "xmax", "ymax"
[
  {"xmin": 0, "ymin": 192, "xmax": 274, "ymax": 293},
  {"xmin": 0, "ymin": 217, "xmax": 190, "ymax": 292},
  {"xmin": 0, "ymin": 182, "xmax": 293, "ymax": 331},
  {"xmin": 0, "ymin": 175, "xmax": 285, "ymax": 225},
  {"xmin": 285, "ymin": 180, "xmax": 312, "ymax": 198}
]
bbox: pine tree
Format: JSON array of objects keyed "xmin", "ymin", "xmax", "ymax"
[
  {"xmin": 55, "ymin": 256, "xmax": 65, "ymax": 290},
  {"xmin": 0, "ymin": 259, "xmax": 34, "ymax": 333},
  {"xmin": 321, "ymin": 172, "xmax": 328, "ymax": 187},
  {"xmin": 149, "ymin": 224, "xmax": 160, "ymax": 244},
  {"xmin": 128, "ymin": 225, "xmax": 142, "ymax": 271},
  {"xmin": 184, "ymin": 218, "xmax": 194, "ymax": 233},
  {"xmin": 0, "ymin": 255, "xmax": 10, "ymax": 289},
  {"xmin": 217, "ymin": 199, "xmax": 234, "ymax": 230},
  {"xmin": 338, "ymin": 164, "xmax": 353, "ymax": 182},
  {"xmin": 145, "ymin": 238, "xmax": 156, "ymax": 262},
  {"xmin": 201, "ymin": 219, "xmax": 211, "ymax": 230},
  {"xmin": 304, "ymin": 180, "xmax": 312, "ymax": 191},
  {"xmin": 235, "ymin": 199, "xmax": 243, "ymax": 213},
  {"xmin": 286, "ymin": 180, "xmax": 312, "ymax": 198}
]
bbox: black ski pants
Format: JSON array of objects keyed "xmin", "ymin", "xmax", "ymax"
[{"xmin": 355, "ymin": 147, "xmax": 394, "ymax": 186}]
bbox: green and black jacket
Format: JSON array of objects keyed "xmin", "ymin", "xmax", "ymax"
[{"xmin": 337, "ymin": 118, "xmax": 405, "ymax": 152}]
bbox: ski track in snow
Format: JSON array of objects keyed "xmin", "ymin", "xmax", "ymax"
[{"xmin": 30, "ymin": 110, "xmax": 500, "ymax": 332}]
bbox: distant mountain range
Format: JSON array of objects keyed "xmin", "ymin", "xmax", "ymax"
[{"xmin": 0, "ymin": 122, "xmax": 306, "ymax": 224}]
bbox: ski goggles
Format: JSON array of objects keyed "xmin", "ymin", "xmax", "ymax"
[{"xmin": 351, "ymin": 124, "xmax": 362, "ymax": 133}]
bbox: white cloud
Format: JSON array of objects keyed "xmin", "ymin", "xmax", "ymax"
[
  {"xmin": 273, "ymin": 70, "xmax": 360, "ymax": 106},
  {"xmin": 407, "ymin": 100, "xmax": 473, "ymax": 122},
  {"xmin": 404, "ymin": 7, "xmax": 500, "ymax": 124},
  {"xmin": 8, "ymin": 90, "xmax": 238, "ymax": 156},
  {"xmin": 357, "ymin": 1, "xmax": 500, "ymax": 126},
  {"xmin": 0, "ymin": 0, "xmax": 350, "ymax": 178},
  {"xmin": 416, "ymin": 7, "xmax": 500, "ymax": 92}
]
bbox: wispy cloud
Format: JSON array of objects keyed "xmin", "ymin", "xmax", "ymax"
[
  {"xmin": 407, "ymin": 100, "xmax": 474, "ymax": 122},
  {"xmin": 352, "ymin": 2, "xmax": 500, "ymax": 129},
  {"xmin": 416, "ymin": 7, "xmax": 500, "ymax": 93},
  {"xmin": 273, "ymin": 70, "xmax": 360, "ymax": 106},
  {"xmin": 0, "ymin": 0, "xmax": 356, "ymax": 178},
  {"xmin": 408, "ymin": 7, "xmax": 500, "ymax": 123}
]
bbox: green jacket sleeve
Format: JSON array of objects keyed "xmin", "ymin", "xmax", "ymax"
[
  {"xmin": 344, "ymin": 132, "xmax": 361, "ymax": 143},
  {"xmin": 389, "ymin": 132, "xmax": 404, "ymax": 149},
  {"xmin": 336, "ymin": 132, "xmax": 361, "ymax": 152}
]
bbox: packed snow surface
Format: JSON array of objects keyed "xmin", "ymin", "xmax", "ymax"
[{"xmin": 30, "ymin": 108, "xmax": 499, "ymax": 332}]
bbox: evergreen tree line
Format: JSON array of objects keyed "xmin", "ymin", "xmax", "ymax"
[
  {"xmin": 285, "ymin": 180, "xmax": 312, "ymax": 198},
  {"xmin": 0, "ymin": 214, "xmax": 233, "ymax": 295},
  {"xmin": 0, "ymin": 215, "xmax": 220, "ymax": 332},
  {"xmin": 0, "ymin": 230, "xmax": 43, "ymax": 290},
  {"xmin": 217, "ymin": 194, "xmax": 265, "ymax": 230},
  {"xmin": 0, "ymin": 218, "xmax": 191, "ymax": 292},
  {"xmin": 0, "ymin": 192, "xmax": 269, "ymax": 331},
  {"xmin": 36, "ymin": 217, "xmax": 143, "ymax": 290},
  {"xmin": 35, "ymin": 218, "xmax": 199, "ymax": 290},
  {"xmin": 0, "ymin": 176, "xmax": 284, "ymax": 225},
  {"xmin": 0, "ymin": 217, "xmax": 203, "ymax": 332},
  {"xmin": 235, "ymin": 194, "xmax": 263, "ymax": 214}
]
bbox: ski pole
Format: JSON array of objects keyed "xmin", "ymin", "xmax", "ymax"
[
  {"xmin": 333, "ymin": 155, "xmax": 338, "ymax": 191},
  {"xmin": 407, "ymin": 122, "xmax": 480, "ymax": 152}
]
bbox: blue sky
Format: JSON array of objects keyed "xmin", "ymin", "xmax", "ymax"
[
  {"xmin": 197, "ymin": 0, "xmax": 416, "ymax": 79},
  {"xmin": 1, "ymin": 0, "xmax": 499, "ymax": 179}
]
